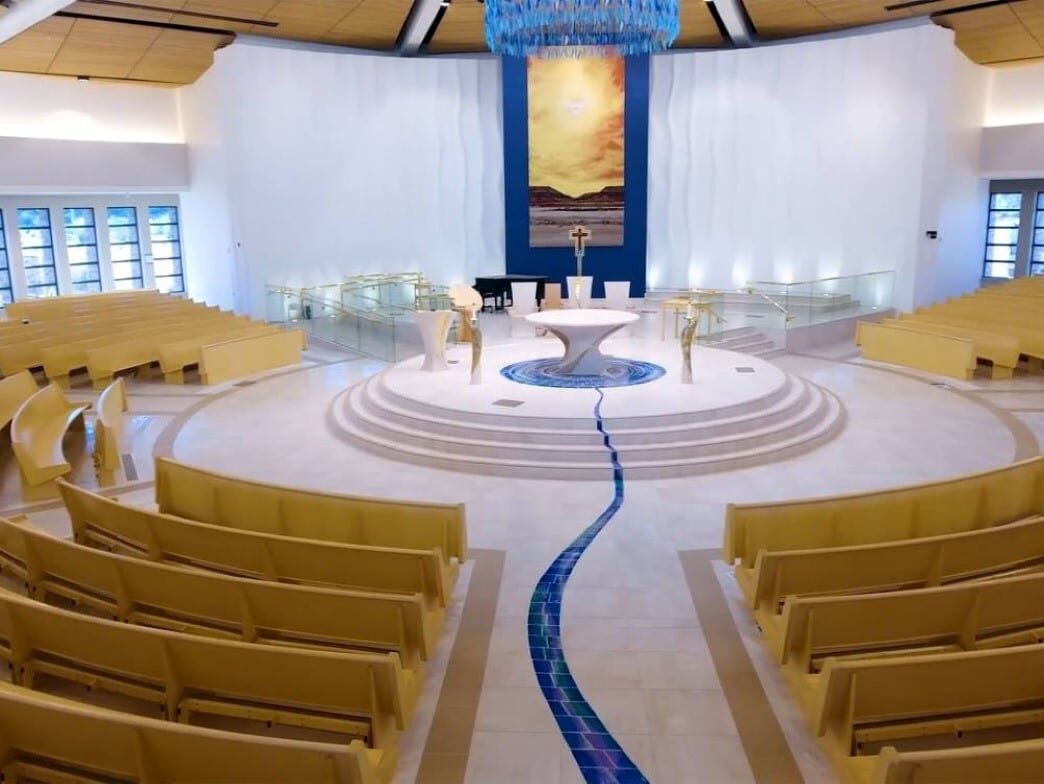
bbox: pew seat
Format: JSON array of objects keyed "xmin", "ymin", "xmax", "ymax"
[
  {"xmin": 868, "ymin": 738, "xmax": 1044, "ymax": 784},
  {"xmin": 816, "ymin": 645, "xmax": 1044, "ymax": 784},
  {"xmin": 0, "ymin": 681, "xmax": 387, "ymax": 784},
  {"xmin": 0, "ymin": 369, "xmax": 38, "ymax": 433},
  {"xmin": 0, "ymin": 516, "xmax": 433, "ymax": 675},
  {"xmin": 92, "ymin": 378, "xmax": 128, "ymax": 484},
  {"xmin": 10, "ymin": 385, "xmax": 91, "ymax": 488},
  {"xmin": 0, "ymin": 589, "xmax": 406, "ymax": 753},
  {"xmin": 59, "ymin": 479, "xmax": 450, "ymax": 610},
  {"xmin": 155, "ymin": 457, "xmax": 466, "ymax": 588}
]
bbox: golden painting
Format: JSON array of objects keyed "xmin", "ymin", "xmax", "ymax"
[{"xmin": 528, "ymin": 56, "xmax": 625, "ymax": 247}]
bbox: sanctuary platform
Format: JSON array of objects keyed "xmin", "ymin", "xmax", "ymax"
[{"xmin": 334, "ymin": 337, "xmax": 845, "ymax": 479}]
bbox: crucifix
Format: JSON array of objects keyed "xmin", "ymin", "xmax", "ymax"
[
  {"xmin": 570, "ymin": 225, "xmax": 591, "ymax": 276},
  {"xmin": 569, "ymin": 225, "xmax": 591, "ymax": 305}
]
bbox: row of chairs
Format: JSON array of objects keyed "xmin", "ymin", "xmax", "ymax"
[
  {"xmin": 857, "ymin": 277, "xmax": 1044, "ymax": 380},
  {"xmin": 0, "ymin": 458, "xmax": 468, "ymax": 783},
  {"xmin": 1, "ymin": 289, "xmax": 305, "ymax": 388},
  {"xmin": 724, "ymin": 456, "xmax": 1044, "ymax": 782}
]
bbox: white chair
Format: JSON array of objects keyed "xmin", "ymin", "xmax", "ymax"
[
  {"xmin": 507, "ymin": 281, "xmax": 538, "ymax": 337},
  {"xmin": 565, "ymin": 276, "xmax": 593, "ymax": 308},
  {"xmin": 603, "ymin": 281, "xmax": 634, "ymax": 336}
]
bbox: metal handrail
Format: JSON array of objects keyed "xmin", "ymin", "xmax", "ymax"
[{"xmin": 746, "ymin": 270, "xmax": 893, "ymax": 287}]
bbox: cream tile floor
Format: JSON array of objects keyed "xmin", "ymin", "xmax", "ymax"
[{"xmin": 2, "ymin": 321, "xmax": 1041, "ymax": 784}]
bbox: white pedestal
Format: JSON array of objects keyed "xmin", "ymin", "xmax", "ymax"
[
  {"xmin": 526, "ymin": 309, "xmax": 639, "ymax": 375},
  {"xmin": 415, "ymin": 310, "xmax": 454, "ymax": 372},
  {"xmin": 566, "ymin": 276, "xmax": 593, "ymax": 309}
]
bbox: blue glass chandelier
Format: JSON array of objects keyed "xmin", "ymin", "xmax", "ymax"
[{"xmin": 485, "ymin": 0, "xmax": 679, "ymax": 58}]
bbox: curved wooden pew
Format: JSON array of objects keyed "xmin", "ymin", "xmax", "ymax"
[
  {"xmin": 0, "ymin": 589, "xmax": 407, "ymax": 753},
  {"xmin": 723, "ymin": 456, "xmax": 1044, "ymax": 604},
  {"xmin": 871, "ymin": 738, "xmax": 1044, "ymax": 784},
  {"xmin": 10, "ymin": 384, "xmax": 91, "ymax": 489},
  {"xmin": 159, "ymin": 324, "xmax": 284, "ymax": 383},
  {"xmin": 856, "ymin": 321, "xmax": 977, "ymax": 380},
  {"xmin": 59, "ymin": 479, "xmax": 450, "ymax": 609},
  {"xmin": 0, "ymin": 369, "xmax": 38, "ymax": 433},
  {"xmin": 883, "ymin": 317, "xmax": 1021, "ymax": 379},
  {"xmin": 198, "ymin": 327, "xmax": 307, "ymax": 385},
  {"xmin": 816, "ymin": 646, "xmax": 1044, "ymax": 784},
  {"xmin": 0, "ymin": 516, "xmax": 433, "ymax": 670},
  {"xmin": 0, "ymin": 681, "xmax": 384, "ymax": 784},
  {"xmin": 771, "ymin": 573, "xmax": 1044, "ymax": 713},
  {"xmin": 749, "ymin": 515, "xmax": 1044, "ymax": 620},
  {"xmin": 92, "ymin": 377, "xmax": 128, "ymax": 484},
  {"xmin": 155, "ymin": 457, "xmax": 467, "ymax": 586}
]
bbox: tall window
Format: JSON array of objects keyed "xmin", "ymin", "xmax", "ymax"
[
  {"xmin": 984, "ymin": 192, "xmax": 1021, "ymax": 279},
  {"xmin": 0, "ymin": 211, "xmax": 12, "ymax": 306},
  {"xmin": 17, "ymin": 208, "xmax": 59, "ymax": 298},
  {"xmin": 1033, "ymin": 192, "xmax": 1044, "ymax": 278},
  {"xmin": 148, "ymin": 205, "xmax": 184, "ymax": 294},
  {"xmin": 63, "ymin": 207, "xmax": 102, "ymax": 294},
  {"xmin": 107, "ymin": 207, "xmax": 144, "ymax": 290}
]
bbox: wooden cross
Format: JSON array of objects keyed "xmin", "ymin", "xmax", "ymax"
[{"xmin": 570, "ymin": 225, "xmax": 591, "ymax": 256}]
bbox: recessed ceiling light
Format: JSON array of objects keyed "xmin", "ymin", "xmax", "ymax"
[{"xmin": 77, "ymin": 75, "xmax": 90, "ymax": 82}]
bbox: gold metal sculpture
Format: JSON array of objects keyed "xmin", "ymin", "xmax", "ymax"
[
  {"xmin": 679, "ymin": 291, "xmax": 726, "ymax": 385},
  {"xmin": 449, "ymin": 284, "xmax": 485, "ymax": 385}
]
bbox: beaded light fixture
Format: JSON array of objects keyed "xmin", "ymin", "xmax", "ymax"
[{"xmin": 484, "ymin": 0, "xmax": 679, "ymax": 58}]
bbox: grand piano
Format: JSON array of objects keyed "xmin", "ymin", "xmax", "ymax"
[{"xmin": 474, "ymin": 274, "xmax": 548, "ymax": 311}]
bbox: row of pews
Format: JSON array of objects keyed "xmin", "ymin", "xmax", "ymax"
[
  {"xmin": 857, "ymin": 277, "xmax": 1044, "ymax": 380},
  {"xmin": 1, "ymin": 289, "xmax": 304, "ymax": 388},
  {"xmin": 724, "ymin": 456, "xmax": 1044, "ymax": 783},
  {"xmin": 0, "ymin": 458, "xmax": 467, "ymax": 784}
]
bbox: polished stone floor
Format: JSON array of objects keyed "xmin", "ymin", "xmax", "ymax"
[{"xmin": 3, "ymin": 316, "xmax": 1043, "ymax": 784}]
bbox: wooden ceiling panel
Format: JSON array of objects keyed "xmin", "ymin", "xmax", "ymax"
[
  {"xmin": 676, "ymin": 0, "xmax": 728, "ymax": 47},
  {"xmin": 426, "ymin": 1, "xmax": 487, "ymax": 53},
  {"xmin": 322, "ymin": 0, "xmax": 414, "ymax": 44},
  {"xmin": 935, "ymin": 2, "xmax": 1044, "ymax": 64},
  {"xmin": 127, "ymin": 27, "xmax": 228, "ymax": 81},
  {"xmin": 0, "ymin": 16, "xmax": 73, "ymax": 74}
]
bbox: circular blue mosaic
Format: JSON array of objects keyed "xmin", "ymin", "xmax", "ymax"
[{"xmin": 500, "ymin": 357, "xmax": 666, "ymax": 389}]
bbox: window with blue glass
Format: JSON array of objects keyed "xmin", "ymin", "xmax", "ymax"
[
  {"xmin": 17, "ymin": 208, "xmax": 59, "ymax": 298},
  {"xmin": 107, "ymin": 207, "xmax": 144, "ymax": 290},
  {"xmin": 64, "ymin": 207, "xmax": 102, "ymax": 294},
  {"xmin": 0, "ymin": 211, "xmax": 12, "ymax": 306},
  {"xmin": 1033, "ymin": 192, "xmax": 1044, "ymax": 277},
  {"xmin": 148, "ymin": 205, "xmax": 184, "ymax": 294}
]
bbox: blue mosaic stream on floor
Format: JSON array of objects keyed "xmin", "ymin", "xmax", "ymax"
[
  {"xmin": 527, "ymin": 388, "xmax": 650, "ymax": 784},
  {"xmin": 501, "ymin": 357, "xmax": 665, "ymax": 389}
]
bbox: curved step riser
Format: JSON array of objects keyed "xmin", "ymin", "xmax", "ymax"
[
  {"xmin": 361, "ymin": 376, "xmax": 812, "ymax": 446},
  {"xmin": 336, "ymin": 391, "xmax": 843, "ymax": 481},
  {"xmin": 341, "ymin": 379, "xmax": 839, "ymax": 468},
  {"xmin": 376, "ymin": 369, "xmax": 797, "ymax": 431}
]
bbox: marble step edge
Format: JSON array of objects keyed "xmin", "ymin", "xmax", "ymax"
[
  {"xmin": 341, "ymin": 379, "xmax": 834, "ymax": 462},
  {"xmin": 332, "ymin": 387, "xmax": 845, "ymax": 480},
  {"xmin": 356, "ymin": 372, "xmax": 813, "ymax": 446}
]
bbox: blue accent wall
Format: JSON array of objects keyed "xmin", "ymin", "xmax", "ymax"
[{"xmin": 502, "ymin": 55, "xmax": 650, "ymax": 299}]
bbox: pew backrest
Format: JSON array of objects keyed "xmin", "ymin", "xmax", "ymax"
[
  {"xmin": 93, "ymin": 378, "xmax": 128, "ymax": 475},
  {"xmin": 0, "ymin": 370, "xmax": 38, "ymax": 432}
]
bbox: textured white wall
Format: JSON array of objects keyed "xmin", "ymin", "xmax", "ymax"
[
  {"xmin": 646, "ymin": 24, "xmax": 987, "ymax": 309},
  {"xmin": 179, "ymin": 41, "xmax": 505, "ymax": 317}
]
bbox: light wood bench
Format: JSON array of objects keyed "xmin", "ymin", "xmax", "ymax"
[
  {"xmin": 773, "ymin": 572, "xmax": 1044, "ymax": 715},
  {"xmin": 748, "ymin": 515, "xmax": 1044, "ymax": 622},
  {"xmin": 4, "ymin": 289, "xmax": 162, "ymax": 320},
  {"xmin": 885, "ymin": 317, "xmax": 1022, "ymax": 378},
  {"xmin": 907, "ymin": 311, "xmax": 1044, "ymax": 362},
  {"xmin": 0, "ymin": 369, "xmax": 38, "ymax": 433},
  {"xmin": 155, "ymin": 457, "xmax": 467, "ymax": 587},
  {"xmin": 724, "ymin": 456, "xmax": 1044, "ymax": 605},
  {"xmin": 816, "ymin": 646, "xmax": 1044, "ymax": 784},
  {"xmin": 199, "ymin": 327, "xmax": 307, "ymax": 385},
  {"xmin": 159, "ymin": 324, "xmax": 284, "ymax": 383},
  {"xmin": 10, "ymin": 384, "xmax": 91, "ymax": 489},
  {"xmin": 83, "ymin": 315, "xmax": 256, "ymax": 389},
  {"xmin": 0, "ymin": 516, "xmax": 433, "ymax": 671},
  {"xmin": 870, "ymin": 739, "xmax": 1044, "ymax": 784},
  {"xmin": 92, "ymin": 377, "xmax": 127, "ymax": 484},
  {"xmin": 60, "ymin": 479, "xmax": 450, "ymax": 609},
  {"xmin": 0, "ymin": 588, "xmax": 408, "ymax": 752},
  {"xmin": 856, "ymin": 320, "xmax": 977, "ymax": 380},
  {"xmin": 0, "ymin": 681, "xmax": 387, "ymax": 784}
]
